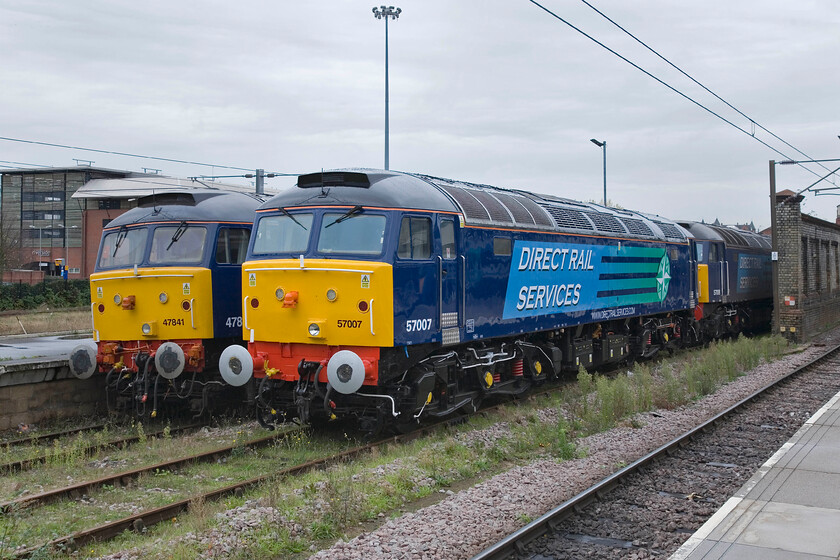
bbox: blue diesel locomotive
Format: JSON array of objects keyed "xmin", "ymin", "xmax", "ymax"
[
  {"xmin": 219, "ymin": 170, "xmax": 771, "ymax": 432},
  {"xmin": 69, "ymin": 189, "xmax": 264, "ymax": 418}
]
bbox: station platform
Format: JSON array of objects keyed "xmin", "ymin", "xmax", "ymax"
[{"xmin": 671, "ymin": 389, "xmax": 840, "ymax": 559}]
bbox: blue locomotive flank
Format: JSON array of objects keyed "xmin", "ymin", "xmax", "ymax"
[{"xmin": 216, "ymin": 169, "xmax": 773, "ymax": 435}]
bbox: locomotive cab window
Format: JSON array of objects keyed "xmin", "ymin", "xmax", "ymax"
[
  {"xmin": 398, "ymin": 217, "xmax": 432, "ymax": 260},
  {"xmin": 440, "ymin": 219, "xmax": 456, "ymax": 260},
  {"xmin": 317, "ymin": 213, "xmax": 386, "ymax": 255},
  {"xmin": 98, "ymin": 227, "xmax": 148, "ymax": 269},
  {"xmin": 150, "ymin": 225, "xmax": 207, "ymax": 264},
  {"xmin": 252, "ymin": 213, "xmax": 313, "ymax": 255},
  {"xmin": 708, "ymin": 243, "xmax": 720, "ymax": 262},
  {"xmin": 215, "ymin": 227, "xmax": 251, "ymax": 265}
]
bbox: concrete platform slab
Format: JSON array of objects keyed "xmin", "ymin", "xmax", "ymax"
[{"xmin": 671, "ymin": 386, "xmax": 840, "ymax": 560}]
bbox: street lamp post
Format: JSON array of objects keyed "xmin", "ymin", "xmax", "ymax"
[
  {"xmin": 58, "ymin": 224, "xmax": 78, "ymax": 277},
  {"xmin": 372, "ymin": 5, "xmax": 401, "ymax": 171},
  {"xmin": 28, "ymin": 225, "xmax": 45, "ymax": 269},
  {"xmin": 590, "ymin": 138, "xmax": 607, "ymax": 206}
]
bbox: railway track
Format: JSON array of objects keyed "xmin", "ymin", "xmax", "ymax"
[
  {"xmin": 0, "ymin": 422, "xmax": 107, "ymax": 448},
  {"xmin": 0, "ymin": 427, "xmax": 297, "ymax": 513},
  {"xmin": 471, "ymin": 342, "xmax": 840, "ymax": 560},
  {"xmin": 0, "ymin": 422, "xmax": 204, "ymax": 474},
  {"xmin": 5, "ymin": 397, "xmax": 526, "ymax": 559}
]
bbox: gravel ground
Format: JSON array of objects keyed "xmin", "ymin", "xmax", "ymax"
[{"xmin": 93, "ymin": 330, "xmax": 838, "ymax": 560}]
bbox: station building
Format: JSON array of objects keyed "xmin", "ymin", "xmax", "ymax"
[{"xmin": 0, "ymin": 166, "xmax": 257, "ymax": 282}]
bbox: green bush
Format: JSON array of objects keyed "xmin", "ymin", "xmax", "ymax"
[{"xmin": 0, "ymin": 279, "xmax": 90, "ymax": 311}]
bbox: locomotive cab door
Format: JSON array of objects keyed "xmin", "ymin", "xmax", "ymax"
[
  {"xmin": 438, "ymin": 216, "xmax": 462, "ymax": 346},
  {"xmin": 707, "ymin": 241, "xmax": 726, "ymax": 303}
]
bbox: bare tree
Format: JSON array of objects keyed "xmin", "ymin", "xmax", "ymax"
[{"xmin": 0, "ymin": 214, "xmax": 24, "ymax": 281}]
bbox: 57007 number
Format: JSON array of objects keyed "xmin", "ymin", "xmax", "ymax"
[{"xmin": 405, "ymin": 318, "xmax": 432, "ymax": 332}]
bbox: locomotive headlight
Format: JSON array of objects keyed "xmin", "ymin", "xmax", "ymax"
[
  {"xmin": 308, "ymin": 323, "xmax": 321, "ymax": 337},
  {"xmin": 275, "ymin": 287, "xmax": 285, "ymax": 301},
  {"xmin": 326, "ymin": 288, "xmax": 338, "ymax": 302},
  {"xmin": 159, "ymin": 292, "xmax": 168, "ymax": 304},
  {"xmin": 141, "ymin": 321, "xmax": 157, "ymax": 336},
  {"xmin": 113, "ymin": 294, "xmax": 122, "ymax": 305},
  {"xmin": 142, "ymin": 323, "xmax": 152, "ymax": 335}
]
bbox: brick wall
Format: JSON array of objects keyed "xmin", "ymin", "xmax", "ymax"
[{"xmin": 775, "ymin": 191, "xmax": 840, "ymax": 342}]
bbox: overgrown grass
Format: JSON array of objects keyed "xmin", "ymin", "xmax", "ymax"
[
  {"xmin": 573, "ymin": 334, "xmax": 789, "ymax": 434},
  {"xmin": 0, "ymin": 308, "xmax": 91, "ymax": 336}
]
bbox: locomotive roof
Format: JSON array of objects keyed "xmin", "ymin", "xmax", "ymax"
[
  {"xmin": 261, "ymin": 169, "xmax": 690, "ymax": 243},
  {"xmin": 105, "ymin": 190, "xmax": 264, "ymax": 229},
  {"xmin": 677, "ymin": 221, "xmax": 772, "ymax": 250}
]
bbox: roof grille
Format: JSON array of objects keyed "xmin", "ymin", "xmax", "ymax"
[
  {"xmin": 653, "ymin": 220, "xmax": 685, "ymax": 240},
  {"xmin": 621, "ymin": 218, "xmax": 654, "ymax": 237},
  {"xmin": 709, "ymin": 225, "xmax": 748, "ymax": 247},
  {"xmin": 494, "ymin": 192, "xmax": 536, "ymax": 225},
  {"xmin": 584, "ymin": 212, "xmax": 626, "ymax": 234},
  {"xmin": 515, "ymin": 197, "xmax": 555, "ymax": 227},
  {"xmin": 542, "ymin": 206, "xmax": 594, "ymax": 231},
  {"xmin": 438, "ymin": 185, "xmax": 490, "ymax": 221},
  {"xmin": 470, "ymin": 189, "xmax": 513, "ymax": 223}
]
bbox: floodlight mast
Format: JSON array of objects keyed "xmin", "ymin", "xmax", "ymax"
[{"xmin": 372, "ymin": 6, "xmax": 401, "ymax": 170}]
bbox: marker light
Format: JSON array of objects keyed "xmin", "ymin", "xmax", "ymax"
[
  {"xmin": 159, "ymin": 292, "xmax": 168, "ymax": 304},
  {"xmin": 181, "ymin": 300, "xmax": 191, "ymax": 311},
  {"xmin": 113, "ymin": 294, "xmax": 121, "ymax": 305},
  {"xmin": 308, "ymin": 323, "xmax": 321, "ymax": 337},
  {"xmin": 358, "ymin": 300, "xmax": 369, "ymax": 313},
  {"xmin": 142, "ymin": 323, "xmax": 152, "ymax": 335},
  {"xmin": 326, "ymin": 289, "xmax": 337, "ymax": 302},
  {"xmin": 251, "ymin": 298, "xmax": 260, "ymax": 308},
  {"xmin": 275, "ymin": 288, "xmax": 285, "ymax": 301}
]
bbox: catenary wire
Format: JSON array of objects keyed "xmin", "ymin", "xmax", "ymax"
[
  {"xmin": 0, "ymin": 159, "xmax": 48, "ymax": 168},
  {"xmin": 0, "ymin": 136, "xmax": 298, "ymax": 177},
  {"xmin": 527, "ymin": 0, "xmax": 819, "ymax": 179},
  {"xmin": 577, "ymin": 0, "xmax": 836, "ymax": 181}
]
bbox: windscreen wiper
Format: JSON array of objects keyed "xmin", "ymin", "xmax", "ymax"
[
  {"xmin": 281, "ymin": 208, "xmax": 307, "ymax": 230},
  {"xmin": 112, "ymin": 226, "xmax": 128, "ymax": 257},
  {"xmin": 166, "ymin": 221, "xmax": 188, "ymax": 250},
  {"xmin": 325, "ymin": 205, "xmax": 363, "ymax": 228}
]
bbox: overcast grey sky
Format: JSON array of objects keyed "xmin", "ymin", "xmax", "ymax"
[{"xmin": 2, "ymin": 0, "xmax": 839, "ymax": 229}]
